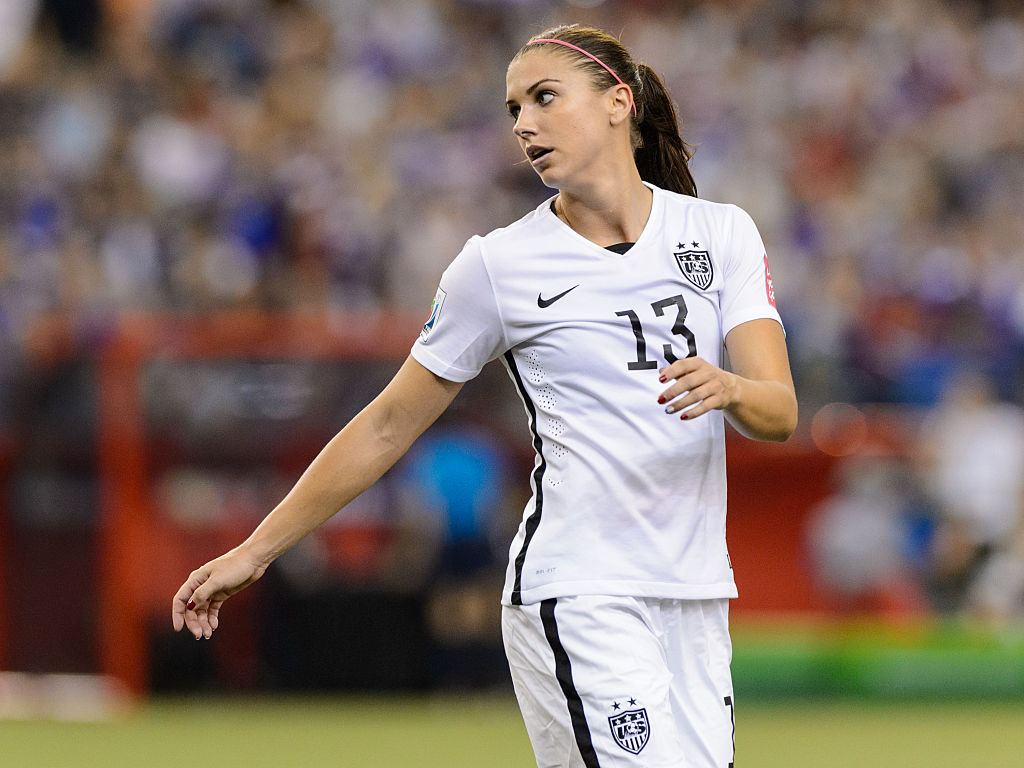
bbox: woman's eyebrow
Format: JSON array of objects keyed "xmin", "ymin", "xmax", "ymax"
[{"xmin": 505, "ymin": 78, "xmax": 562, "ymax": 108}]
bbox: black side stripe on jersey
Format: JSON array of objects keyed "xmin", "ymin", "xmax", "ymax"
[
  {"xmin": 540, "ymin": 598, "xmax": 601, "ymax": 768},
  {"xmin": 503, "ymin": 350, "xmax": 545, "ymax": 606}
]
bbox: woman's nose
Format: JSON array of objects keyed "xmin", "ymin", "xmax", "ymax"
[{"xmin": 513, "ymin": 110, "xmax": 535, "ymax": 138}]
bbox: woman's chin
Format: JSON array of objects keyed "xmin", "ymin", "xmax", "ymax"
[{"xmin": 533, "ymin": 166, "xmax": 565, "ymax": 190}]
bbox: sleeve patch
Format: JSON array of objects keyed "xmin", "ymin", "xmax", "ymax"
[
  {"xmin": 763, "ymin": 254, "xmax": 776, "ymax": 308},
  {"xmin": 419, "ymin": 287, "xmax": 447, "ymax": 342}
]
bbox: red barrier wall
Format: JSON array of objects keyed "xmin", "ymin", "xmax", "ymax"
[{"xmin": 0, "ymin": 313, "xmax": 921, "ymax": 692}]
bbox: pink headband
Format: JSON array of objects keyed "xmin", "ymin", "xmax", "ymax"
[{"xmin": 530, "ymin": 38, "xmax": 637, "ymax": 116}]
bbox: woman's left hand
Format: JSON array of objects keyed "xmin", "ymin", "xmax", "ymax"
[
  {"xmin": 657, "ymin": 357, "xmax": 738, "ymax": 420},
  {"xmin": 658, "ymin": 318, "xmax": 796, "ymax": 441}
]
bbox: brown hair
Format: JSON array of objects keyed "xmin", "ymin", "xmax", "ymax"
[{"xmin": 513, "ymin": 24, "xmax": 698, "ymax": 198}]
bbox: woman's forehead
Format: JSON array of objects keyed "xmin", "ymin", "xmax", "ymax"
[{"xmin": 506, "ymin": 49, "xmax": 579, "ymax": 93}]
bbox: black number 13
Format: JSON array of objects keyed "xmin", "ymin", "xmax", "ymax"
[{"xmin": 615, "ymin": 294, "xmax": 697, "ymax": 371}]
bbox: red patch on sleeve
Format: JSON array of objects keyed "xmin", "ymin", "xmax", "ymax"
[{"xmin": 763, "ymin": 254, "xmax": 776, "ymax": 307}]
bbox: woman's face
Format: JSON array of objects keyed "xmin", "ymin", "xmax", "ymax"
[{"xmin": 505, "ymin": 49, "xmax": 624, "ymax": 191}]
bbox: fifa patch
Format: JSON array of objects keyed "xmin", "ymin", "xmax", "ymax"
[
  {"xmin": 609, "ymin": 705, "xmax": 650, "ymax": 755},
  {"xmin": 420, "ymin": 287, "xmax": 447, "ymax": 341},
  {"xmin": 674, "ymin": 248, "xmax": 714, "ymax": 291}
]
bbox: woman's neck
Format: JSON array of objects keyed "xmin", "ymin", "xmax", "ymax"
[{"xmin": 554, "ymin": 173, "xmax": 653, "ymax": 247}]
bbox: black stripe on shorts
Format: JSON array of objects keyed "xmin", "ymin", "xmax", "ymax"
[{"xmin": 540, "ymin": 598, "xmax": 601, "ymax": 768}]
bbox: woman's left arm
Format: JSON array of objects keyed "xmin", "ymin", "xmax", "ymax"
[{"xmin": 657, "ymin": 318, "xmax": 797, "ymax": 442}]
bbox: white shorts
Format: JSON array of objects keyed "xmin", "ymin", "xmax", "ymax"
[{"xmin": 502, "ymin": 596, "xmax": 735, "ymax": 768}]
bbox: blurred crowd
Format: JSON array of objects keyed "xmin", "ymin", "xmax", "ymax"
[
  {"xmin": 1, "ymin": 0, "xmax": 1022, "ymax": 406},
  {"xmin": 808, "ymin": 373, "xmax": 1024, "ymax": 628},
  {"xmin": 2, "ymin": 0, "xmax": 1024, "ymax": 650}
]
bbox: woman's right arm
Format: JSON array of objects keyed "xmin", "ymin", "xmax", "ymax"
[{"xmin": 171, "ymin": 356, "xmax": 464, "ymax": 640}]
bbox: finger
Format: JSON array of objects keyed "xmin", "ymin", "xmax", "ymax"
[
  {"xmin": 184, "ymin": 584, "xmax": 217, "ymax": 640},
  {"xmin": 172, "ymin": 578, "xmax": 202, "ymax": 632},
  {"xmin": 658, "ymin": 372, "xmax": 713, "ymax": 407},
  {"xmin": 658, "ymin": 359, "xmax": 714, "ymax": 395},
  {"xmin": 657, "ymin": 374, "xmax": 694, "ymax": 404},
  {"xmin": 681, "ymin": 388, "xmax": 725, "ymax": 420},
  {"xmin": 666, "ymin": 380, "xmax": 717, "ymax": 410},
  {"xmin": 197, "ymin": 610, "xmax": 214, "ymax": 640},
  {"xmin": 681, "ymin": 400, "xmax": 718, "ymax": 420},
  {"xmin": 172, "ymin": 599, "xmax": 185, "ymax": 632},
  {"xmin": 659, "ymin": 357, "xmax": 705, "ymax": 382},
  {"xmin": 184, "ymin": 607, "xmax": 203, "ymax": 640},
  {"xmin": 666, "ymin": 384, "xmax": 719, "ymax": 416},
  {"xmin": 185, "ymin": 601, "xmax": 216, "ymax": 640},
  {"xmin": 187, "ymin": 571, "xmax": 222, "ymax": 612},
  {"xmin": 193, "ymin": 578, "xmax": 229, "ymax": 637},
  {"xmin": 679, "ymin": 400, "xmax": 713, "ymax": 420},
  {"xmin": 208, "ymin": 600, "xmax": 224, "ymax": 632}
]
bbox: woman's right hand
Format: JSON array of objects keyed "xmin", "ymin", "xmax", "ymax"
[
  {"xmin": 169, "ymin": 357, "xmax": 463, "ymax": 641},
  {"xmin": 171, "ymin": 547, "xmax": 268, "ymax": 640}
]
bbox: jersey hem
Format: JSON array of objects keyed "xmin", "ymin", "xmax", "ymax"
[
  {"xmin": 503, "ymin": 579, "xmax": 739, "ymax": 606},
  {"xmin": 410, "ymin": 344, "xmax": 479, "ymax": 383},
  {"xmin": 722, "ymin": 310, "xmax": 785, "ymax": 340}
]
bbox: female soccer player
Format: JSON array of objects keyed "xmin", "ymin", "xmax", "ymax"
[{"xmin": 173, "ymin": 25, "xmax": 797, "ymax": 767}]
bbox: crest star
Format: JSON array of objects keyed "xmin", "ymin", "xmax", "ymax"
[
  {"xmin": 691, "ymin": 241, "xmax": 699, "ymax": 248},
  {"xmin": 612, "ymin": 701, "xmax": 621, "ymax": 710},
  {"xmin": 676, "ymin": 242, "xmax": 685, "ymax": 250},
  {"xmin": 628, "ymin": 698, "xmax": 637, "ymax": 706}
]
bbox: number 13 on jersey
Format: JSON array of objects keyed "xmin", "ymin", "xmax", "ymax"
[{"xmin": 615, "ymin": 294, "xmax": 698, "ymax": 371}]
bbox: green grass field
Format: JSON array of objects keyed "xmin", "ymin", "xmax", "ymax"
[{"xmin": 2, "ymin": 694, "xmax": 1023, "ymax": 767}]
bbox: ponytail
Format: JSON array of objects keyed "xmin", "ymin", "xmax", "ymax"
[
  {"xmin": 517, "ymin": 25, "xmax": 698, "ymax": 199},
  {"xmin": 634, "ymin": 64, "xmax": 697, "ymax": 198}
]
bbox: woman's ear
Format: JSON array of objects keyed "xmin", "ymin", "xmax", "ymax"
[{"xmin": 608, "ymin": 84, "xmax": 634, "ymax": 126}]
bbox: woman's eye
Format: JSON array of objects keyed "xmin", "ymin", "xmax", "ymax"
[
  {"xmin": 538, "ymin": 91, "xmax": 554, "ymax": 106},
  {"xmin": 508, "ymin": 105, "xmax": 520, "ymax": 120}
]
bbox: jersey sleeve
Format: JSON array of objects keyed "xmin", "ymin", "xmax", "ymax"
[
  {"xmin": 719, "ymin": 205, "xmax": 784, "ymax": 337},
  {"xmin": 410, "ymin": 236, "xmax": 507, "ymax": 382}
]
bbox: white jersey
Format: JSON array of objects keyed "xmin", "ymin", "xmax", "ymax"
[{"xmin": 411, "ymin": 183, "xmax": 782, "ymax": 606}]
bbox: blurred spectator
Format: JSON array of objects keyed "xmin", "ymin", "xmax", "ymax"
[
  {"xmin": 0, "ymin": 2, "xmax": 39, "ymax": 73},
  {"xmin": 393, "ymin": 405, "xmax": 515, "ymax": 688},
  {"xmin": 966, "ymin": 525, "xmax": 1024, "ymax": 629},
  {"xmin": 807, "ymin": 455, "xmax": 927, "ymax": 615},
  {"xmin": 397, "ymin": 422, "xmax": 510, "ymax": 579},
  {"xmin": 914, "ymin": 371, "xmax": 1024, "ymax": 616}
]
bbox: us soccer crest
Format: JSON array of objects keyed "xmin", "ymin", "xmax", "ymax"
[
  {"xmin": 675, "ymin": 248, "xmax": 714, "ymax": 290},
  {"xmin": 608, "ymin": 706, "xmax": 650, "ymax": 755}
]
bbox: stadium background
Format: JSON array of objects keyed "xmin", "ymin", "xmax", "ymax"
[{"xmin": 1, "ymin": 0, "xmax": 1023, "ymax": 764}]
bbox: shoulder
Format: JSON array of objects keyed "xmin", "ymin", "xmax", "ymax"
[
  {"xmin": 656, "ymin": 188, "xmax": 763, "ymax": 257},
  {"xmin": 476, "ymin": 196, "xmax": 558, "ymax": 250},
  {"xmin": 655, "ymin": 185, "xmax": 753, "ymax": 226},
  {"xmin": 441, "ymin": 198, "xmax": 555, "ymax": 281},
  {"xmin": 441, "ymin": 197, "xmax": 563, "ymax": 280}
]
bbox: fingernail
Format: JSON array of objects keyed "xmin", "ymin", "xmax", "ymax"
[
  {"xmin": 657, "ymin": 395, "xmax": 666, "ymax": 404},
  {"xmin": 680, "ymin": 413, "xmax": 689, "ymax": 420},
  {"xmin": 658, "ymin": 375, "xmax": 667, "ymax": 383},
  {"xmin": 665, "ymin": 406, "xmax": 675, "ymax": 414},
  {"xmin": 187, "ymin": 600, "xmax": 196, "ymax": 611}
]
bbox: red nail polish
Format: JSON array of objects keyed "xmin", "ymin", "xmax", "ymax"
[
  {"xmin": 680, "ymin": 413, "xmax": 689, "ymax": 420},
  {"xmin": 187, "ymin": 600, "xmax": 196, "ymax": 611},
  {"xmin": 657, "ymin": 395, "xmax": 666, "ymax": 404},
  {"xmin": 658, "ymin": 375, "xmax": 667, "ymax": 383}
]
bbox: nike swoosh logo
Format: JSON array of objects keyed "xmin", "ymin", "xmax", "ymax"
[{"xmin": 537, "ymin": 284, "xmax": 579, "ymax": 308}]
